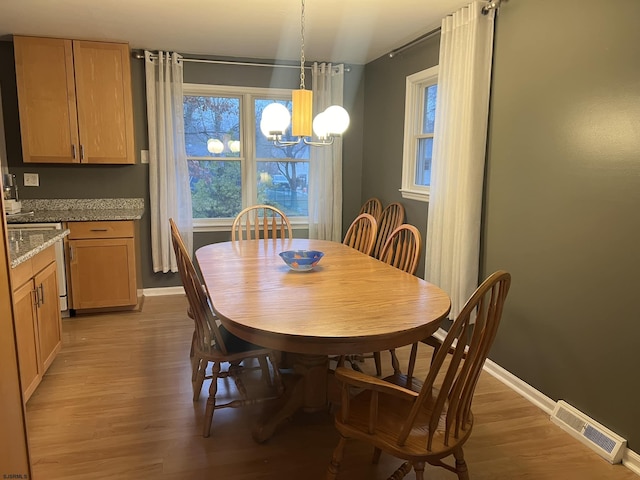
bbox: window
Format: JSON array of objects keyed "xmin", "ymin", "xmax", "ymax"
[
  {"xmin": 400, "ymin": 65, "xmax": 438, "ymax": 202},
  {"xmin": 183, "ymin": 84, "xmax": 310, "ymax": 230}
]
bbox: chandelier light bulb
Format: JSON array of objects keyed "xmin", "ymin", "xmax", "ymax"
[
  {"xmin": 323, "ymin": 105, "xmax": 350, "ymax": 135},
  {"xmin": 312, "ymin": 111, "xmax": 330, "ymax": 139},
  {"xmin": 207, "ymin": 138, "xmax": 224, "ymax": 154},
  {"xmin": 260, "ymin": 103, "xmax": 291, "ymax": 137}
]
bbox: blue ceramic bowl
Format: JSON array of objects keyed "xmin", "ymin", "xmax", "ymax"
[{"xmin": 279, "ymin": 250, "xmax": 324, "ymax": 271}]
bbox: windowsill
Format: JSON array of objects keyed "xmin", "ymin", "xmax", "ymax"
[
  {"xmin": 399, "ymin": 189, "xmax": 430, "ymax": 203},
  {"xmin": 193, "ymin": 218, "xmax": 309, "ymax": 233},
  {"xmin": 193, "ymin": 223, "xmax": 231, "ymax": 233}
]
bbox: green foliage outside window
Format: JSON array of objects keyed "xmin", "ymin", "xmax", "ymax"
[{"xmin": 184, "ymin": 90, "xmax": 310, "ymax": 220}]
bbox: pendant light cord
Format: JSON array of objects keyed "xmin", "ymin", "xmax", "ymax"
[{"xmin": 299, "ymin": 0, "xmax": 306, "ymax": 90}]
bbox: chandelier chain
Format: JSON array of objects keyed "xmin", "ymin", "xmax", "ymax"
[{"xmin": 300, "ymin": 0, "xmax": 306, "ymax": 89}]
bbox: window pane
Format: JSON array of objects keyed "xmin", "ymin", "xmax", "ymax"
[
  {"xmin": 184, "ymin": 96, "xmax": 241, "ymax": 157},
  {"xmin": 189, "ymin": 160, "xmax": 242, "ymax": 218},
  {"xmin": 255, "ymin": 98, "xmax": 309, "ymax": 160},
  {"xmin": 415, "ymin": 138, "xmax": 433, "ymax": 186},
  {"xmin": 422, "ymin": 84, "xmax": 437, "ymax": 134},
  {"xmin": 257, "ymin": 161, "xmax": 309, "ymax": 216}
]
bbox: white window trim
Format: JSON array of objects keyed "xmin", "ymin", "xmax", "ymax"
[
  {"xmin": 184, "ymin": 83, "xmax": 309, "ymax": 231},
  {"xmin": 400, "ymin": 65, "xmax": 438, "ymax": 203}
]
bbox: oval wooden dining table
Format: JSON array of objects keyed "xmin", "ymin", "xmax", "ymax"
[{"xmin": 195, "ymin": 238, "xmax": 451, "ymax": 442}]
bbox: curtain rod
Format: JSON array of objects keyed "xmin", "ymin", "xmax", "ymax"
[
  {"xmin": 388, "ymin": 0, "xmax": 507, "ymax": 58},
  {"xmin": 133, "ymin": 52, "xmax": 351, "ymax": 72},
  {"xmin": 482, "ymin": 0, "xmax": 506, "ymax": 15},
  {"xmin": 388, "ymin": 26, "xmax": 441, "ymax": 58}
]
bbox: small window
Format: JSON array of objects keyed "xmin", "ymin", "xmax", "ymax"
[{"xmin": 400, "ymin": 65, "xmax": 438, "ymax": 202}]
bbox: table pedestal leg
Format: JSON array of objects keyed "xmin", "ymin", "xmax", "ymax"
[{"xmin": 252, "ymin": 354, "xmax": 328, "ymax": 443}]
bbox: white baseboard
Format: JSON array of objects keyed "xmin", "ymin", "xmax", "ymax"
[
  {"xmin": 482, "ymin": 358, "xmax": 556, "ymax": 414},
  {"xmin": 623, "ymin": 449, "xmax": 640, "ymax": 475},
  {"xmin": 142, "ymin": 286, "xmax": 185, "ymax": 297}
]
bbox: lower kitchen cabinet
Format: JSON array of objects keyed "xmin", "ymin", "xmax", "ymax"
[
  {"xmin": 13, "ymin": 280, "xmax": 42, "ymax": 400},
  {"xmin": 67, "ymin": 220, "xmax": 137, "ymax": 310},
  {"xmin": 11, "ymin": 245, "xmax": 62, "ymax": 402},
  {"xmin": 35, "ymin": 261, "xmax": 62, "ymax": 369}
]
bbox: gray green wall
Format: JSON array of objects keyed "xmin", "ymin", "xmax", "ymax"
[
  {"xmin": 483, "ymin": 0, "xmax": 640, "ymax": 449},
  {"xmin": 362, "ymin": 35, "xmax": 440, "ymax": 277},
  {"xmin": 361, "ymin": 0, "xmax": 640, "ymax": 450},
  {"xmin": 0, "ymin": 44, "xmax": 364, "ymax": 289}
]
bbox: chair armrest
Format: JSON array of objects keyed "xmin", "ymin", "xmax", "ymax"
[{"xmin": 335, "ymin": 367, "xmax": 419, "ymax": 401}]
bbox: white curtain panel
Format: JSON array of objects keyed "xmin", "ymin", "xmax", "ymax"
[
  {"xmin": 425, "ymin": 2, "xmax": 495, "ymax": 318},
  {"xmin": 145, "ymin": 51, "xmax": 193, "ymax": 273},
  {"xmin": 308, "ymin": 62, "xmax": 344, "ymax": 242}
]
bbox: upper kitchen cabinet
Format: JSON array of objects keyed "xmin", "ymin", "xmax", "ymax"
[{"xmin": 13, "ymin": 36, "xmax": 135, "ymax": 164}]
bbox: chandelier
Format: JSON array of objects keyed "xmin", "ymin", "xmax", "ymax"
[{"xmin": 260, "ymin": 0, "xmax": 350, "ymax": 147}]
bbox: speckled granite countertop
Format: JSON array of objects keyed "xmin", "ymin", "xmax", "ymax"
[
  {"xmin": 6, "ymin": 198, "xmax": 143, "ymax": 267},
  {"xmin": 5, "ymin": 198, "xmax": 144, "ymax": 223},
  {"xmin": 8, "ymin": 228, "xmax": 70, "ymax": 268}
]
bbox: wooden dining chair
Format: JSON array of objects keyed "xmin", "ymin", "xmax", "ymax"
[
  {"xmin": 231, "ymin": 204, "xmax": 292, "ymax": 241},
  {"xmin": 327, "ymin": 271, "xmax": 511, "ymax": 480},
  {"xmin": 358, "ymin": 197, "xmax": 383, "ymax": 222},
  {"xmin": 352, "ymin": 224, "xmax": 423, "ymax": 376},
  {"xmin": 333, "ymin": 212, "xmax": 378, "ymax": 374},
  {"xmin": 376, "ymin": 224, "xmax": 423, "ymax": 375},
  {"xmin": 379, "ymin": 224, "xmax": 422, "ymax": 276},
  {"xmin": 342, "ymin": 213, "xmax": 378, "ymax": 256},
  {"xmin": 169, "ymin": 218, "xmax": 283, "ymax": 437},
  {"xmin": 372, "ymin": 202, "xmax": 405, "ymax": 259}
]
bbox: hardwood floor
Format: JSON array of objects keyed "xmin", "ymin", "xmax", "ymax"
[{"xmin": 26, "ymin": 295, "xmax": 636, "ymax": 479}]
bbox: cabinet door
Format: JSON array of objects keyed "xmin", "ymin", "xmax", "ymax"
[
  {"xmin": 34, "ymin": 262, "xmax": 62, "ymax": 372},
  {"xmin": 14, "ymin": 36, "xmax": 80, "ymax": 164},
  {"xmin": 73, "ymin": 41, "xmax": 135, "ymax": 164},
  {"xmin": 69, "ymin": 237, "xmax": 137, "ymax": 309},
  {"xmin": 13, "ymin": 280, "xmax": 42, "ymax": 400},
  {"xmin": 1, "ymin": 223, "xmax": 31, "ymax": 476}
]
